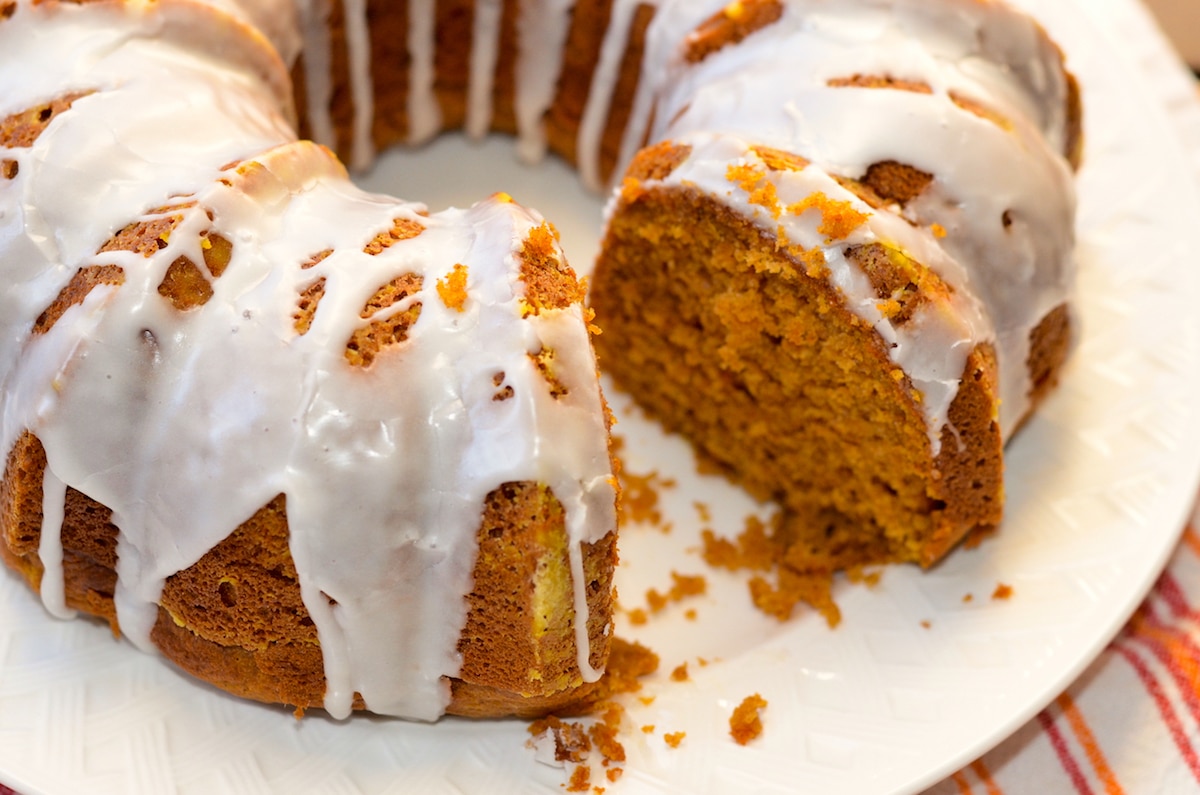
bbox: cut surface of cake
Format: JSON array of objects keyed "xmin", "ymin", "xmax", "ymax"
[
  {"xmin": 0, "ymin": 0, "xmax": 1078, "ymax": 720},
  {"xmin": 591, "ymin": 0, "xmax": 1079, "ymax": 579}
]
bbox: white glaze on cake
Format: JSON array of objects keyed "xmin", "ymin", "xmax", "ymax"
[
  {"xmin": 0, "ymin": 0, "xmax": 614, "ymax": 720},
  {"xmin": 342, "ymin": 0, "xmax": 375, "ymax": 169},
  {"xmin": 513, "ymin": 0, "xmax": 574, "ymax": 163},
  {"xmin": 37, "ymin": 467, "xmax": 73, "ymax": 620},
  {"xmin": 466, "ymin": 0, "xmax": 503, "ymax": 139},
  {"xmin": 296, "ymin": 0, "xmax": 337, "ymax": 148},
  {"xmin": 575, "ymin": 0, "xmax": 642, "ymax": 190},
  {"xmin": 407, "ymin": 0, "xmax": 442, "ymax": 145}
]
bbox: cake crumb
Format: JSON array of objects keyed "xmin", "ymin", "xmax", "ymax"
[
  {"xmin": 638, "ymin": 695, "xmax": 656, "ymax": 706},
  {"xmin": 920, "ymin": 620, "xmax": 932, "ymax": 629},
  {"xmin": 590, "ymin": 706, "xmax": 626, "ymax": 765},
  {"xmin": 702, "ymin": 512, "xmax": 841, "ymax": 626},
  {"xmin": 435, "ymin": 263, "xmax": 469, "ymax": 312},
  {"xmin": 727, "ymin": 161, "xmax": 782, "ymax": 219},
  {"xmin": 669, "ymin": 572, "xmax": 707, "ymax": 600},
  {"xmin": 730, "ymin": 694, "xmax": 768, "ymax": 745},
  {"xmin": 670, "ymin": 662, "xmax": 689, "ymax": 682},
  {"xmin": 530, "ymin": 696, "xmax": 637, "ymax": 791},
  {"xmin": 702, "ymin": 515, "xmax": 779, "ymax": 572},
  {"xmin": 684, "ymin": 608, "xmax": 698, "ymax": 621},
  {"xmin": 646, "ymin": 588, "xmax": 668, "ymax": 613},
  {"xmin": 527, "ymin": 716, "xmax": 590, "ymax": 763},
  {"xmin": 664, "ymin": 731, "xmax": 686, "ymax": 748},
  {"xmin": 992, "ymin": 583, "xmax": 1014, "ymax": 600},
  {"xmin": 618, "ymin": 467, "xmax": 675, "ymax": 529},
  {"xmin": 749, "ymin": 568, "xmax": 840, "ymax": 627},
  {"xmin": 846, "ymin": 565, "xmax": 881, "ymax": 587},
  {"xmin": 596, "ymin": 638, "xmax": 659, "ymax": 702},
  {"xmin": 637, "ymin": 571, "xmax": 708, "ymax": 620},
  {"xmin": 694, "ymin": 501, "xmax": 712, "ymax": 522},
  {"xmin": 566, "ymin": 765, "xmax": 590, "ymax": 792},
  {"xmin": 641, "ymin": 724, "xmax": 655, "ymax": 734},
  {"xmin": 786, "ymin": 191, "xmax": 869, "ymax": 241},
  {"xmin": 963, "ymin": 593, "xmax": 974, "ymax": 603}
]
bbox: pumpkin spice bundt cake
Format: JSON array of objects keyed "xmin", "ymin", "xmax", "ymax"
[{"xmin": 0, "ymin": 0, "xmax": 1079, "ymax": 720}]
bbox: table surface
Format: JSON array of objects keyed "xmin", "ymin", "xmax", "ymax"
[{"xmin": 1142, "ymin": 0, "xmax": 1200, "ymax": 65}]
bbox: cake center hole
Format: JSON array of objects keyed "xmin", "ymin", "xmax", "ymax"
[{"xmin": 357, "ymin": 132, "xmax": 607, "ymax": 277}]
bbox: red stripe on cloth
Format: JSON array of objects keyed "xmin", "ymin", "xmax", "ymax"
[
  {"xmin": 1038, "ymin": 707, "xmax": 1095, "ymax": 795},
  {"xmin": 1114, "ymin": 641, "xmax": 1200, "ymax": 783},
  {"xmin": 1057, "ymin": 691, "xmax": 1126, "ymax": 795},
  {"xmin": 1130, "ymin": 593, "xmax": 1200, "ymax": 735},
  {"xmin": 1154, "ymin": 569, "xmax": 1192, "ymax": 619},
  {"xmin": 950, "ymin": 770, "xmax": 974, "ymax": 795}
]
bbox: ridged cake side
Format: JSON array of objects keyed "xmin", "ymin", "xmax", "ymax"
[{"xmin": 0, "ymin": 0, "xmax": 618, "ymax": 720}]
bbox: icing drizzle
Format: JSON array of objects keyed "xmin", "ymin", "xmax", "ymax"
[{"xmin": 0, "ymin": 0, "xmax": 614, "ymax": 720}]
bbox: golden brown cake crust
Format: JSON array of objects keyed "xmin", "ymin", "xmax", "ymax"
[
  {"xmin": 0, "ymin": 194, "xmax": 618, "ymax": 718},
  {"xmin": 685, "ymin": 0, "xmax": 784, "ymax": 64},
  {"xmin": 1, "ymin": 430, "xmax": 617, "ymax": 718}
]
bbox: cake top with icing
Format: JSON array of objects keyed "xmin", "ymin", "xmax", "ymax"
[{"xmin": 0, "ymin": 0, "xmax": 615, "ymax": 720}]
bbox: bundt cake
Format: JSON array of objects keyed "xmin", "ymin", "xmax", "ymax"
[{"xmin": 0, "ymin": 0, "xmax": 1079, "ymax": 720}]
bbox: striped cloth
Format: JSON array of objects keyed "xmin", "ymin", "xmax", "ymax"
[{"xmin": 925, "ymin": 511, "xmax": 1200, "ymax": 795}]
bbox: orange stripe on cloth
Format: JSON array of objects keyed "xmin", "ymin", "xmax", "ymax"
[
  {"xmin": 1182, "ymin": 525, "xmax": 1200, "ymax": 559},
  {"xmin": 948, "ymin": 759, "xmax": 1002, "ymax": 795},
  {"xmin": 1057, "ymin": 691, "xmax": 1125, "ymax": 795},
  {"xmin": 969, "ymin": 759, "xmax": 1002, "ymax": 795}
]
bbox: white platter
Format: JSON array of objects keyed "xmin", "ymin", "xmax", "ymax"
[{"xmin": 3, "ymin": 0, "xmax": 1200, "ymax": 793}]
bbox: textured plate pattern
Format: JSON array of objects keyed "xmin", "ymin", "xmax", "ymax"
[{"xmin": 3, "ymin": 1, "xmax": 1200, "ymax": 793}]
